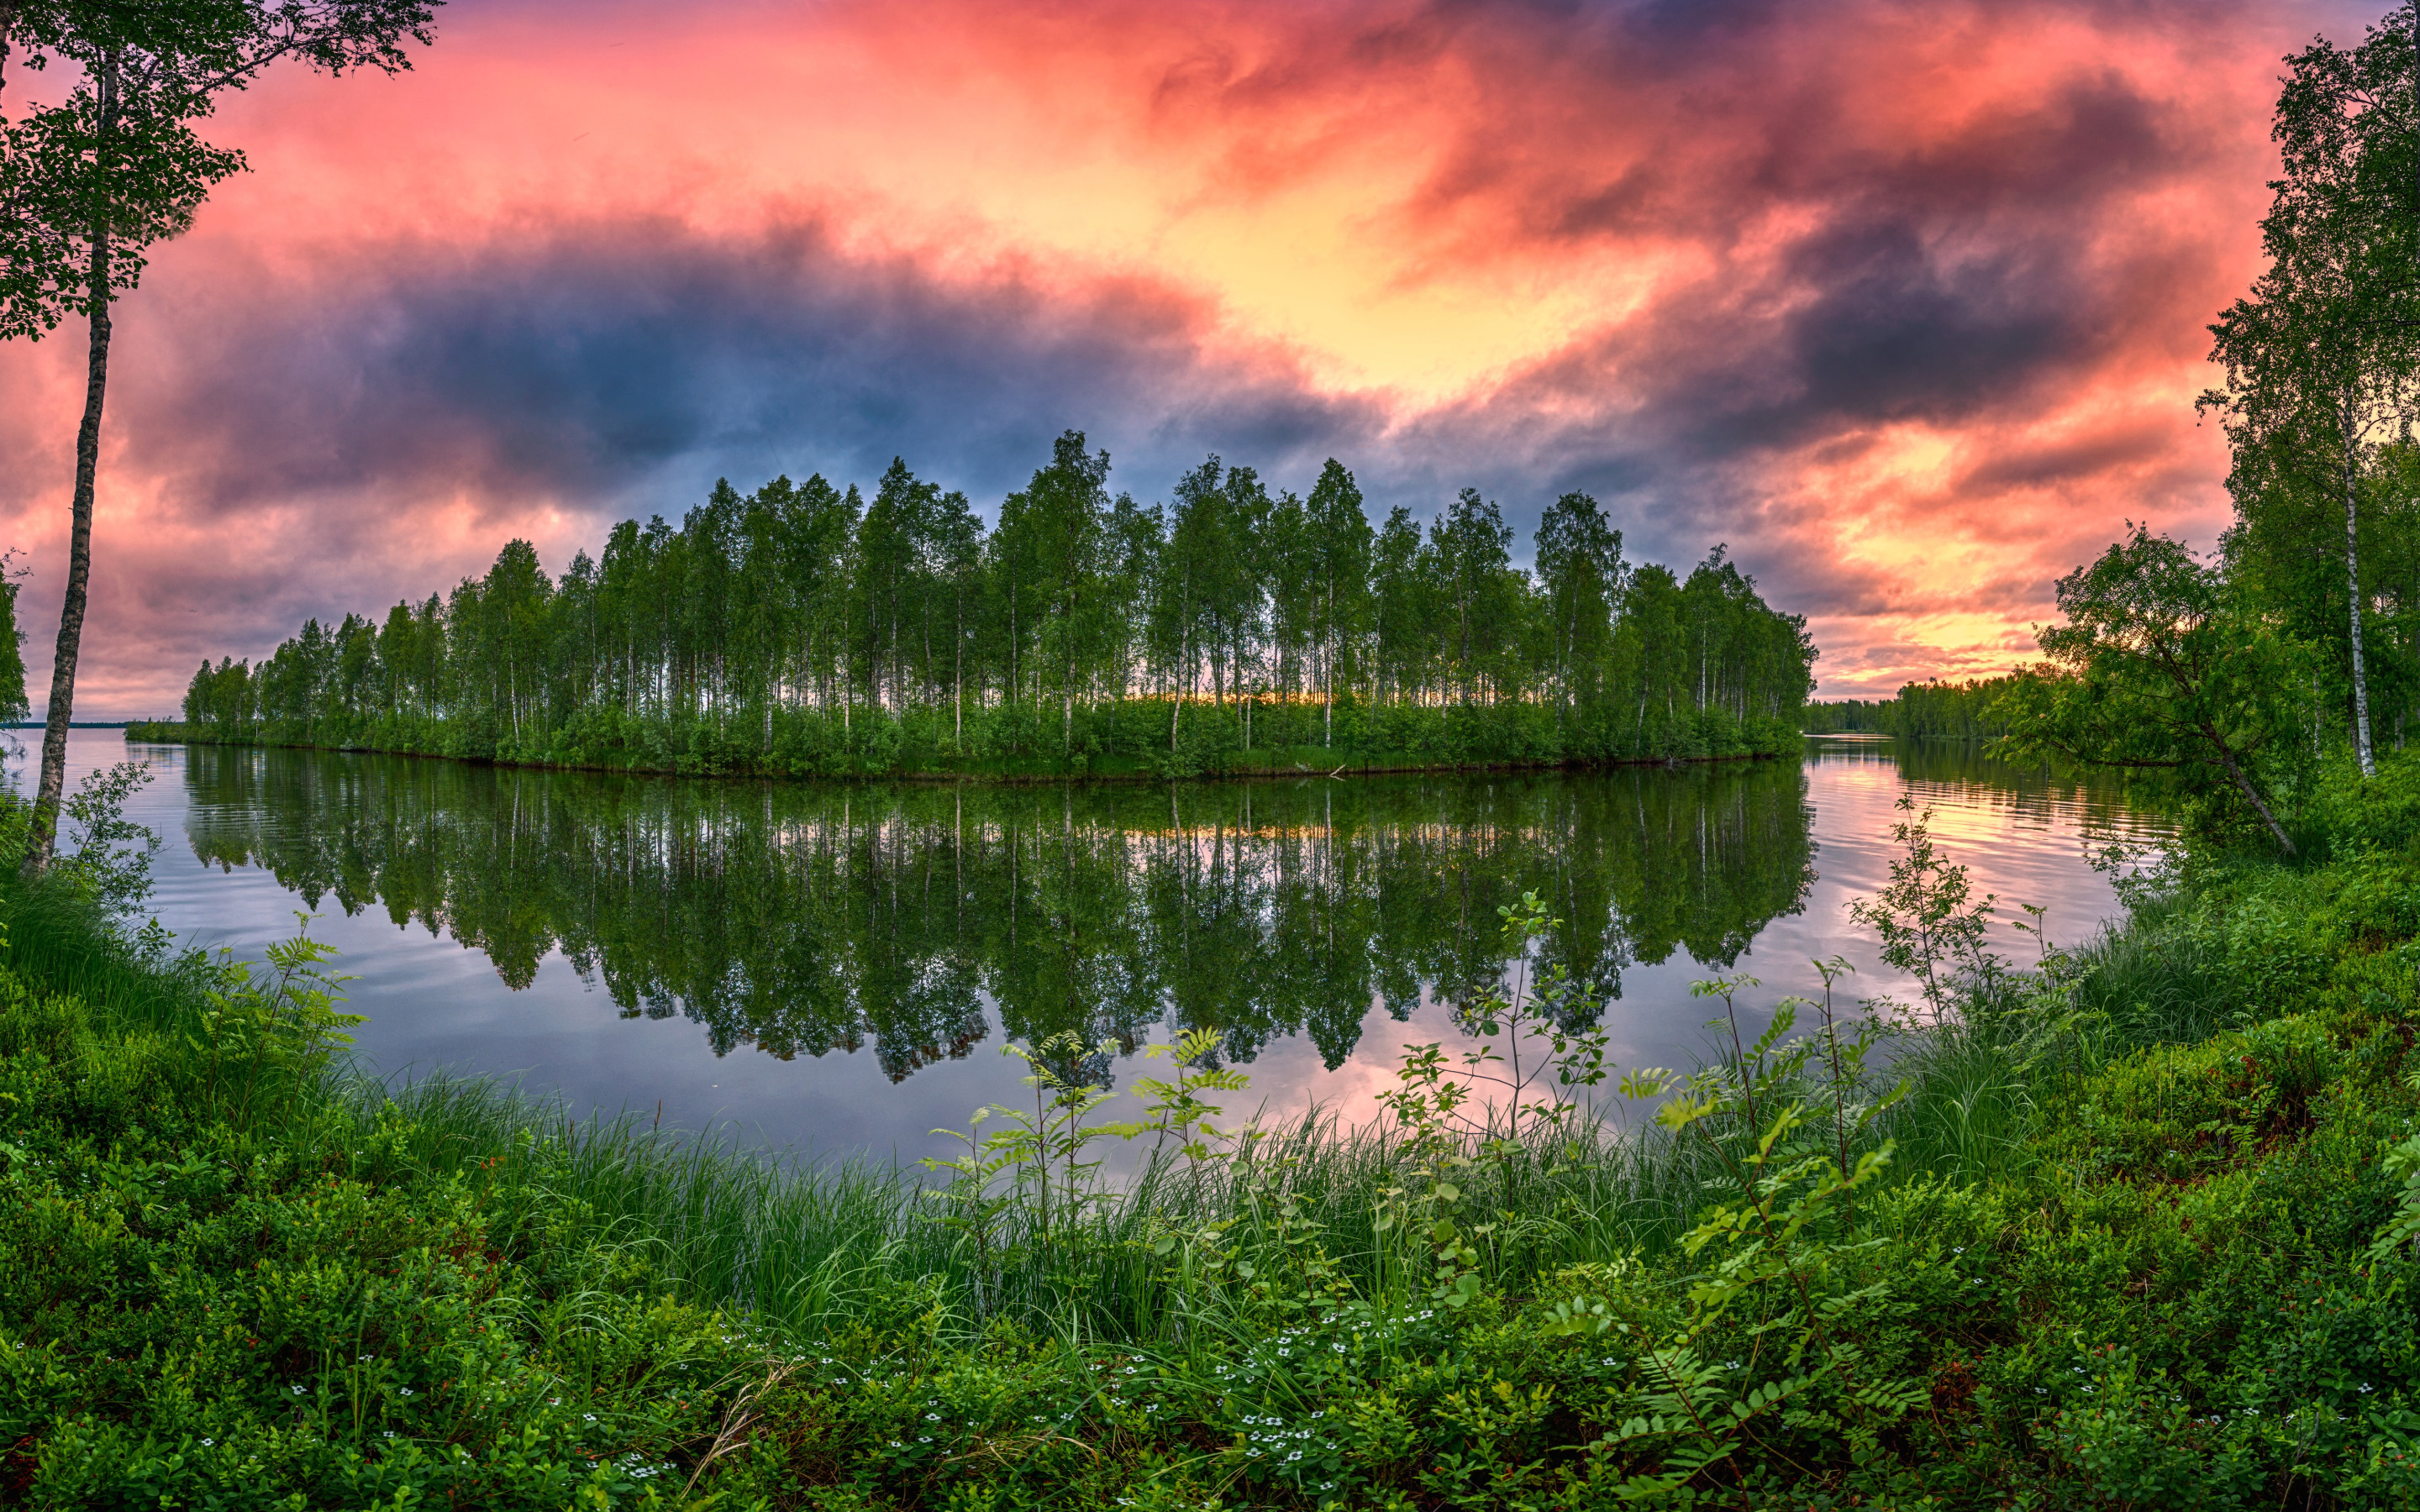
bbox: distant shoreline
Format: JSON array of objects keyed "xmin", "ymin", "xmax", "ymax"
[{"xmin": 118, "ymin": 720, "xmax": 1795, "ymax": 784}]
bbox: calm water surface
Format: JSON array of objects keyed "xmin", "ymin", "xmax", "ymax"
[{"xmin": 29, "ymin": 732, "xmax": 2162, "ymax": 1159}]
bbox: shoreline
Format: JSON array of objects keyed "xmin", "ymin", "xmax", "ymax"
[{"xmin": 118, "ymin": 721, "xmax": 1794, "ymax": 785}]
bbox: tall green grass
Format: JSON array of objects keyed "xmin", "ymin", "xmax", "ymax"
[{"xmin": 1876, "ymin": 890, "xmax": 2228, "ymax": 1190}]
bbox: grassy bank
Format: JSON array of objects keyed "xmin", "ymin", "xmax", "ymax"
[
  {"xmin": 124, "ymin": 698, "xmax": 1801, "ymax": 783},
  {"xmin": 8, "ymin": 758, "xmax": 2420, "ymax": 1508}
]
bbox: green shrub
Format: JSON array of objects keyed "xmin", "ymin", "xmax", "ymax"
[{"xmin": 2057, "ymin": 1016, "xmax": 2340, "ymax": 1179}]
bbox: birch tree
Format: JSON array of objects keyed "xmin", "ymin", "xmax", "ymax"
[
  {"xmin": 2204, "ymin": 4, "xmax": 2420, "ymax": 780},
  {"xmin": 0, "ymin": 1, "xmax": 439, "ymax": 873}
]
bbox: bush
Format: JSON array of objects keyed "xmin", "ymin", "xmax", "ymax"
[{"xmin": 2057, "ymin": 1015, "xmax": 2341, "ymax": 1179}]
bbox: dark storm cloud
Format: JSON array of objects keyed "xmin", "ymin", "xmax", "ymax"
[
  {"xmin": 110, "ymin": 0, "xmax": 2254, "ymax": 547},
  {"xmin": 118, "ymin": 214, "xmax": 1385, "ymax": 527},
  {"xmin": 1489, "ymin": 91, "xmax": 2181, "ymax": 453}
]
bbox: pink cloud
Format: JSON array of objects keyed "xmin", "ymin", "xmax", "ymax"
[{"xmin": 0, "ymin": 0, "xmax": 2375, "ymax": 711}]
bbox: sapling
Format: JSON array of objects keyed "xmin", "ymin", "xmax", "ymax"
[
  {"xmin": 1108, "ymin": 1024, "xmax": 1261, "ymax": 1183},
  {"xmin": 918, "ymin": 1107, "xmax": 1021, "ymax": 1318},
  {"xmin": 1688, "ymin": 972, "xmax": 1767, "ymax": 1135},
  {"xmin": 1558, "ymin": 1011, "xmax": 1918, "ymax": 1499},
  {"xmin": 189, "ymin": 913, "xmax": 360, "ymax": 1120},
  {"xmin": 1786, "ymin": 953, "xmax": 1894, "ymax": 1224},
  {"xmin": 1848, "ymin": 795, "xmax": 2000, "ymax": 1022},
  {"xmin": 1104, "ymin": 1025, "xmax": 1268, "ymax": 1295},
  {"xmin": 1381, "ymin": 893, "xmax": 1612, "ymax": 1155},
  {"xmin": 1372, "ymin": 892, "xmax": 1615, "ymax": 1308}
]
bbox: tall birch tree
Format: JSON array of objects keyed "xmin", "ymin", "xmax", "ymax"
[
  {"xmin": 0, "ymin": 1, "xmax": 439, "ymax": 873},
  {"xmin": 2205, "ymin": 5, "xmax": 2420, "ymax": 780}
]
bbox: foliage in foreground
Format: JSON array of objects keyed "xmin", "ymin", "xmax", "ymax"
[{"xmin": 9, "ymin": 759, "xmax": 2420, "ymax": 1506}]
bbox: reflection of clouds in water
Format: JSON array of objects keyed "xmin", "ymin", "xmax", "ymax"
[
  {"xmin": 1796, "ymin": 738, "xmax": 2167, "ymax": 997},
  {"xmin": 27, "ymin": 732, "xmax": 2150, "ymax": 1161}
]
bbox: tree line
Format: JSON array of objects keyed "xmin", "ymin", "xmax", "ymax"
[
  {"xmin": 1802, "ymin": 678, "xmax": 2018, "ymax": 741},
  {"xmin": 155, "ymin": 437, "xmax": 1819, "ymax": 777}
]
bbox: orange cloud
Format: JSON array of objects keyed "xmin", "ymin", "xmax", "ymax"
[{"xmin": 0, "ymin": 0, "xmax": 2370, "ymax": 711}]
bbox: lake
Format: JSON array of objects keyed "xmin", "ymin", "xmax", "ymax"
[{"xmin": 26, "ymin": 731, "xmax": 2162, "ymax": 1160}]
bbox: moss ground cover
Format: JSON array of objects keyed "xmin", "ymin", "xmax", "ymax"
[{"xmin": 8, "ymin": 757, "xmax": 2420, "ymax": 1508}]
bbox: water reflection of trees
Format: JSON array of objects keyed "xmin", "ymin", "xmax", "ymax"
[
  {"xmin": 179, "ymin": 752, "xmax": 1818, "ymax": 1079},
  {"xmin": 1800, "ymin": 736, "xmax": 2164, "ymax": 846}
]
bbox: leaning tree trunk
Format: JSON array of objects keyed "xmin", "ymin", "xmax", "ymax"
[
  {"xmin": 2344, "ymin": 402, "xmax": 2377, "ymax": 779},
  {"xmin": 24, "ymin": 224, "xmax": 113, "ymax": 876},
  {"xmin": 2207, "ymin": 722, "xmax": 2297, "ymax": 855}
]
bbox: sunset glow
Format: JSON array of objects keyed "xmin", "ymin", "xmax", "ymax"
[{"xmin": 0, "ymin": 0, "xmax": 2375, "ymax": 714}]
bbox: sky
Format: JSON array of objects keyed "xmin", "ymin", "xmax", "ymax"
[{"xmin": 0, "ymin": 0, "xmax": 2391, "ymax": 716}]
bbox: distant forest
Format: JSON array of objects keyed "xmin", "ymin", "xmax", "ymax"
[
  {"xmin": 1800, "ymin": 677, "xmax": 2017, "ymax": 741},
  {"xmin": 157, "ymin": 438, "xmax": 1818, "ymax": 777}
]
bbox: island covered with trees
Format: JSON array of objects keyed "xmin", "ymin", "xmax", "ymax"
[{"xmin": 130, "ymin": 448, "xmax": 1818, "ymax": 778}]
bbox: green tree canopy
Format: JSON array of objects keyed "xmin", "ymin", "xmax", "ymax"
[{"xmin": 2000, "ymin": 526, "xmax": 2312, "ymax": 852}]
